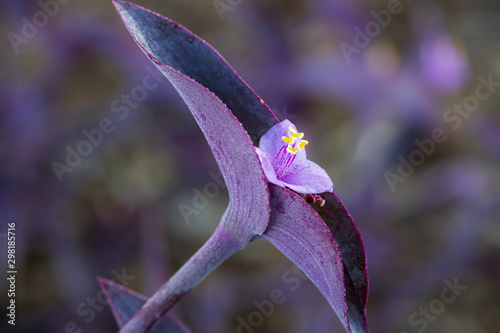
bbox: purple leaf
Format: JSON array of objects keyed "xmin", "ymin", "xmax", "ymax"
[
  {"xmin": 311, "ymin": 192, "xmax": 369, "ymax": 333},
  {"xmin": 112, "ymin": 0, "xmax": 278, "ymax": 145},
  {"xmin": 261, "ymin": 184, "xmax": 351, "ymax": 332},
  {"xmin": 113, "ymin": 3, "xmax": 274, "ymax": 331},
  {"xmin": 113, "ymin": 0, "xmax": 270, "ymax": 240},
  {"xmin": 98, "ymin": 278, "xmax": 191, "ymax": 333},
  {"xmin": 154, "ymin": 62, "xmax": 271, "ymax": 240},
  {"xmin": 111, "ymin": 3, "xmax": 369, "ymax": 333}
]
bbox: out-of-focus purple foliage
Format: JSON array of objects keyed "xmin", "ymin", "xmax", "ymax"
[{"xmin": 1, "ymin": 0, "xmax": 499, "ymax": 332}]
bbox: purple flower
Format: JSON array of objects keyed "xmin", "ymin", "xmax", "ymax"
[{"xmin": 256, "ymin": 119, "xmax": 333, "ymax": 194}]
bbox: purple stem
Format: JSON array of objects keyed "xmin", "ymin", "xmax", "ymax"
[{"xmin": 119, "ymin": 226, "xmax": 246, "ymax": 333}]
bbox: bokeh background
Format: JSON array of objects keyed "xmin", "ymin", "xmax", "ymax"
[{"xmin": 1, "ymin": 0, "xmax": 500, "ymax": 332}]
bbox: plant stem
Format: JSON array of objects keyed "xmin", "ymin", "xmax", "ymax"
[{"xmin": 119, "ymin": 226, "xmax": 246, "ymax": 333}]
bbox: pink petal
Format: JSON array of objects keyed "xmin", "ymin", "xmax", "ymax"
[
  {"xmin": 255, "ymin": 147, "xmax": 284, "ymax": 188},
  {"xmin": 282, "ymin": 159, "xmax": 334, "ymax": 194},
  {"xmin": 259, "ymin": 119, "xmax": 306, "ymax": 161}
]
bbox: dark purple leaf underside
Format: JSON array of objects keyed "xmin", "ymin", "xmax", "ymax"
[
  {"xmin": 112, "ymin": 0, "xmax": 278, "ymax": 145},
  {"xmin": 312, "ymin": 192, "xmax": 369, "ymax": 333},
  {"xmin": 98, "ymin": 278, "xmax": 191, "ymax": 333},
  {"xmin": 262, "ymin": 185, "xmax": 351, "ymax": 332}
]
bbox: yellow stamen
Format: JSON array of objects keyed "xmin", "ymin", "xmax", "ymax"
[
  {"xmin": 298, "ymin": 140, "xmax": 309, "ymax": 150},
  {"xmin": 286, "ymin": 146, "xmax": 298, "ymax": 154},
  {"xmin": 290, "ymin": 132, "xmax": 304, "ymax": 139},
  {"xmin": 282, "ymin": 136, "xmax": 293, "ymax": 144},
  {"xmin": 288, "ymin": 126, "xmax": 297, "ymax": 134}
]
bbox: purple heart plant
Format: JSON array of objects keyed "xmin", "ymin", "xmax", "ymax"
[{"xmin": 104, "ymin": 1, "xmax": 369, "ymax": 332}]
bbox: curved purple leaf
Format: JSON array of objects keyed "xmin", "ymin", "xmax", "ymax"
[
  {"xmin": 112, "ymin": 0, "xmax": 278, "ymax": 144},
  {"xmin": 261, "ymin": 184, "xmax": 351, "ymax": 332},
  {"xmin": 311, "ymin": 192, "xmax": 369, "ymax": 333},
  {"xmin": 111, "ymin": 2, "xmax": 368, "ymax": 332},
  {"xmin": 98, "ymin": 278, "xmax": 191, "ymax": 333},
  {"xmin": 113, "ymin": 0, "xmax": 270, "ymax": 240},
  {"xmin": 114, "ymin": 4, "xmax": 273, "ymax": 331}
]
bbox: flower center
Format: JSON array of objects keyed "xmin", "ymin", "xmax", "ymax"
[{"xmin": 273, "ymin": 126, "xmax": 309, "ymax": 179}]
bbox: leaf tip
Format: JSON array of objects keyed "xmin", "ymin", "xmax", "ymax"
[
  {"xmin": 111, "ymin": 0, "xmax": 130, "ymax": 13},
  {"xmin": 96, "ymin": 277, "xmax": 115, "ymax": 305}
]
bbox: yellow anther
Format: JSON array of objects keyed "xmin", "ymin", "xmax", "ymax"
[
  {"xmin": 286, "ymin": 146, "xmax": 298, "ymax": 154},
  {"xmin": 288, "ymin": 126, "xmax": 297, "ymax": 134},
  {"xmin": 298, "ymin": 140, "xmax": 309, "ymax": 150},
  {"xmin": 282, "ymin": 136, "xmax": 293, "ymax": 144},
  {"xmin": 290, "ymin": 132, "xmax": 304, "ymax": 139}
]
